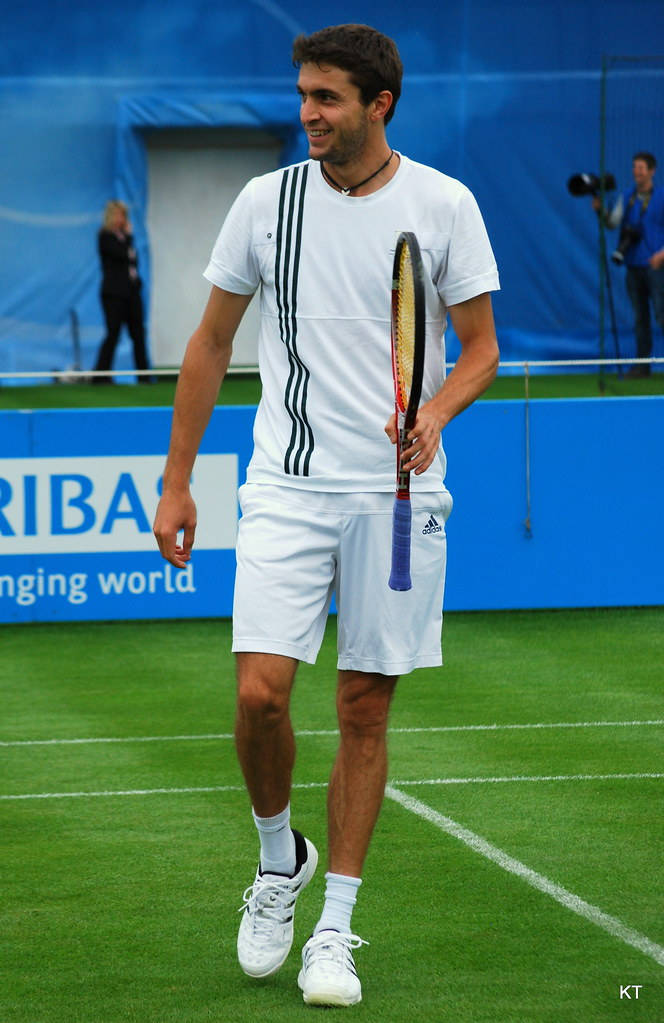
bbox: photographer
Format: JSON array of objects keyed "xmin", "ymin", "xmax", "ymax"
[{"xmin": 593, "ymin": 152, "xmax": 664, "ymax": 377}]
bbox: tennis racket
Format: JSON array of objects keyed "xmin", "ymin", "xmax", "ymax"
[{"xmin": 388, "ymin": 231, "xmax": 425, "ymax": 591}]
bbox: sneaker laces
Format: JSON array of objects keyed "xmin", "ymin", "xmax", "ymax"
[
  {"xmin": 303, "ymin": 931, "xmax": 369, "ymax": 968},
  {"xmin": 238, "ymin": 877, "xmax": 298, "ymax": 942}
]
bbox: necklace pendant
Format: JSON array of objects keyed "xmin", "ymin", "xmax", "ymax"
[{"xmin": 341, "ymin": 186, "xmax": 351, "ymax": 196}]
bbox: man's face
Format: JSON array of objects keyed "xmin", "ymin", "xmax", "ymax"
[
  {"xmin": 632, "ymin": 159, "xmax": 654, "ymax": 191},
  {"xmin": 297, "ymin": 62, "xmax": 371, "ymax": 166}
]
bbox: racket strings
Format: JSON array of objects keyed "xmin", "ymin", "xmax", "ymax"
[{"xmin": 395, "ymin": 245, "xmax": 416, "ymax": 410}]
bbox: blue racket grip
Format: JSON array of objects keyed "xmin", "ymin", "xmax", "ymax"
[{"xmin": 388, "ymin": 497, "xmax": 412, "ymax": 591}]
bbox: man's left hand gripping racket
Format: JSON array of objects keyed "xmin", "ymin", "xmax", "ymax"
[{"xmin": 388, "ymin": 231, "xmax": 425, "ymax": 591}]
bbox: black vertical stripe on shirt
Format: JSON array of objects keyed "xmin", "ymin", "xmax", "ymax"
[{"xmin": 275, "ymin": 164, "xmax": 314, "ymax": 476}]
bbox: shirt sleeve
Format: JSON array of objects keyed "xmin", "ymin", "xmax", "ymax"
[
  {"xmin": 203, "ymin": 181, "xmax": 260, "ymax": 295},
  {"xmin": 438, "ymin": 187, "xmax": 500, "ymax": 307}
]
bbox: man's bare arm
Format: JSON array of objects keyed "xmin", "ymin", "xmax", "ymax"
[
  {"xmin": 153, "ymin": 286, "xmax": 253, "ymax": 567},
  {"xmin": 385, "ymin": 292, "xmax": 499, "ymax": 474}
]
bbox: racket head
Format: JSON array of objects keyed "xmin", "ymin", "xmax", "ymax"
[{"xmin": 391, "ymin": 231, "xmax": 426, "ymax": 428}]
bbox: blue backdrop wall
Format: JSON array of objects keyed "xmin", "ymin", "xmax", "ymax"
[
  {"xmin": 2, "ymin": 0, "xmax": 664, "ymax": 377},
  {"xmin": 1, "ymin": 397, "xmax": 662, "ymax": 623}
]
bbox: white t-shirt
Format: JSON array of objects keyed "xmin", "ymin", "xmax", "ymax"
[{"xmin": 204, "ymin": 154, "xmax": 500, "ymax": 492}]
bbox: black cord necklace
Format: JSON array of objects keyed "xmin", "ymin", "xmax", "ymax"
[{"xmin": 321, "ymin": 150, "xmax": 394, "ymax": 196}]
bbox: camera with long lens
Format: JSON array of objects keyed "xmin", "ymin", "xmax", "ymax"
[
  {"xmin": 611, "ymin": 223, "xmax": 642, "ymax": 265},
  {"xmin": 567, "ymin": 172, "xmax": 641, "ymax": 266},
  {"xmin": 567, "ymin": 172, "xmax": 617, "ymax": 197}
]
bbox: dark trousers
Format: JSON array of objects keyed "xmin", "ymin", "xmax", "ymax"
[
  {"xmin": 625, "ymin": 265, "xmax": 664, "ymax": 362},
  {"xmin": 94, "ymin": 291, "xmax": 150, "ymax": 374}
]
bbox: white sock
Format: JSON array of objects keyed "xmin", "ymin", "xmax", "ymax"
[
  {"xmin": 314, "ymin": 872, "xmax": 362, "ymax": 935},
  {"xmin": 252, "ymin": 803, "xmax": 296, "ymax": 876}
]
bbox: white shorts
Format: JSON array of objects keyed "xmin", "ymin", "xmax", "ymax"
[{"xmin": 232, "ymin": 484, "xmax": 452, "ymax": 675}]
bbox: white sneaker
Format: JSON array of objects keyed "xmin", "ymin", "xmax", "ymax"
[
  {"xmin": 237, "ymin": 829, "xmax": 318, "ymax": 978},
  {"xmin": 298, "ymin": 930, "xmax": 368, "ymax": 1007}
]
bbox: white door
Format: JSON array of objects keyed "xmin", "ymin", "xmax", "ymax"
[{"xmin": 146, "ymin": 128, "xmax": 282, "ymax": 369}]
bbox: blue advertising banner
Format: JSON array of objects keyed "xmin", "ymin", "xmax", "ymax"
[
  {"xmin": 1, "ymin": 397, "xmax": 662, "ymax": 623},
  {"xmin": 0, "ymin": 406, "xmax": 255, "ymax": 623}
]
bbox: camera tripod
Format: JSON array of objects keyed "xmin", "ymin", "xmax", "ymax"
[{"xmin": 598, "ymin": 219, "xmax": 623, "ymax": 381}]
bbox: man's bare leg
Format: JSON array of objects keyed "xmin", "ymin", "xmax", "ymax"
[
  {"xmin": 298, "ymin": 670, "xmax": 398, "ymax": 1005},
  {"xmin": 234, "ymin": 651, "xmax": 298, "ymax": 817},
  {"xmin": 235, "ymin": 651, "xmax": 319, "ymax": 979},
  {"xmin": 327, "ymin": 669, "xmax": 399, "ymax": 877}
]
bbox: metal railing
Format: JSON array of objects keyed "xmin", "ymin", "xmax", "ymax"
[{"xmin": 0, "ymin": 356, "xmax": 662, "ymax": 383}]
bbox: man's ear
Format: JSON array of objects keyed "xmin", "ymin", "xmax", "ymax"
[{"xmin": 370, "ymin": 90, "xmax": 394, "ymax": 123}]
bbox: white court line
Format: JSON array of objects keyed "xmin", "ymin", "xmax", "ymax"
[
  {"xmin": 391, "ymin": 772, "xmax": 664, "ymax": 786},
  {"xmin": 1, "ymin": 719, "xmax": 662, "ymax": 748},
  {"xmin": 2, "ymin": 772, "xmax": 661, "ymax": 802},
  {"xmin": 0, "ymin": 782, "xmax": 323, "ymax": 801},
  {"xmin": 386, "ymin": 785, "xmax": 664, "ymax": 968}
]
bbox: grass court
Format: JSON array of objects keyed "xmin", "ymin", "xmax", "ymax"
[{"xmin": 2, "ymin": 608, "xmax": 662, "ymax": 1022}]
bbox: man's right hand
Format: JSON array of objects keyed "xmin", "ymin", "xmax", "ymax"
[
  {"xmin": 151, "ymin": 287, "xmax": 252, "ymax": 570},
  {"xmin": 153, "ymin": 489, "xmax": 197, "ymax": 569}
]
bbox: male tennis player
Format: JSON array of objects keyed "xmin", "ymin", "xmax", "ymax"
[{"xmin": 154, "ymin": 23, "xmax": 499, "ymax": 1008}]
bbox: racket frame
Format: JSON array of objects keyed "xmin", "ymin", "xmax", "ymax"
[{"xmin": 388, "ymin": 231, "xmax": 426, "ymax": 591}]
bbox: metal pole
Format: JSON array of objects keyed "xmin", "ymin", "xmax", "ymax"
[{"xmin": 598, "ymin": 55, "xmax": 609, "ymax": 395}]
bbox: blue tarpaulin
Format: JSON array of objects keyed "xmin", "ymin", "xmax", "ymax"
[{"xmin": 1, "ymin": 0, "xmax": 663, "ymax": 378}]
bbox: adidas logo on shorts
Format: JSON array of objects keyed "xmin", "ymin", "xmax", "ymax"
[{"xmin": 422, "ymin": 515, "xmax": 443, "ymax": 535}]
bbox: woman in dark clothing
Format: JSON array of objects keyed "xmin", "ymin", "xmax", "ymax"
[{"xmin": 93, "ymin": 200, "xmax": 151, "ymax": 382}]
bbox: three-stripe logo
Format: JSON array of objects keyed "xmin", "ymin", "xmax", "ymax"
[{"xmin": 275, "ymin": 164, "xmax": 314, "ymax": 476}]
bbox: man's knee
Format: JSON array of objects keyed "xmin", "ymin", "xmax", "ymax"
[
  {"xmin": 336, "ymin": 672, "xmax": 398, "ymax": 736},
  {"xmin": 236, "ymin": 653, "xmax": 297, "ymax": 725},
  {"xmin": 236, "ymin": 677, "xmax": 290, "ymax": 725}
]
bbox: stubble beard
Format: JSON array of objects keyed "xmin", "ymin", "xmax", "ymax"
[{"xmin": 312, "ymin": 117, "xmax": 369, "ymax": 168}]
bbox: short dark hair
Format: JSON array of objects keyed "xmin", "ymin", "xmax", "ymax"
[
  {"xmin": 292, "ymin": 24, "xmax": 403, "ymax": 125},
  {"xmin": 632, "ymin": 151, "xmax": 657, "ymax": 170}
]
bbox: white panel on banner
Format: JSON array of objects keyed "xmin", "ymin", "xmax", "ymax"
[{"xmin": 0, "ymin": 454, "xmax": 237, "ymax": 554}]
